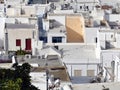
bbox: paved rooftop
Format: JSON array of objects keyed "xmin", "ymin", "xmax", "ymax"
[
  {"xmin": 73, "ymin": 82, "xmax": 120, "ymax": 90},
  {"xmin": 17, "ymin": 55, "xmax": 70, "ymax": 82},
  {"xmin": 49, "ymin": 26, "xmax": 66, "ymax": 34},
  {"xmin": 6, "ymin": 24, "xmax": 35, "ymax": 29},
  {"xmin": 59, "ymin": 44, "xmax": 97, "ymax": 59},
  {"xmin": 17, "ymin": 55, "xmax": 62, "ymax": 67}
]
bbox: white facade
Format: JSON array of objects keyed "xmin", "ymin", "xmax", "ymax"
[
  {"xmin": 48, "ymin": 43, "xmax": 100, "ymax": 77},
  {"xmin": 8, "ymin": 29, "xmax": 33, "ymax": 51},
  {"xmin": 105, "ymin": 14, "xmax": 120, "ymax": 22},
  {"xmin": 73, "ymin": 0, "xmax": 100, "ymax": 12},
  {"xmin": 98, "ymin": 30, "xmax": 120, "ymax": 49},
  {"xmin": 95, "ymin": 29, "xmax": 120, "ymax": 82},
  {"xmin": 30, "ymin": 72, "xmax": 47, "ymax": 90},
  {"xmin": 6, "ymin": 24, "xmax": 37, "ymax": 51},
  {"xmin": 48, "ymin": 14, "xmax": 66, "ymax": 26},
  {"xmin": 0, "ymin": 4, "xmax": 4, "ymax": 17},
  {"xmin": 6, "ymin": 17, "xmax": 29, "ymax": 24},
  {"xmin": 85, "ymin": 28, "xmax": 98, "ymax": 43},
  {"xmin": 6, "ymin": 0, "xmax": 29, "ymax": 6},
  {"xmin": 6, "ymin": 4, "xmax": 49, "ymax": 17},
  {"xmin": 0, "ymin": 18, "xmax": 5, "ymax": 48}
]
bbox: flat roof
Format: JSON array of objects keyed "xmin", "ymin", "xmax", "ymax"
[
  {"xmin": 58, "ymin": 44, "xmax": 97, "ymax": 60},
  {"xmin": 17, "ymin": 55, "xmax": 62, "ymax": 67},
  {"xmin": 48, "ymin": 13, "xmax": 82, "ymax": 16},
  {"xmin": 73, "ymin": 82, "xmax": 120, "ymax": 90},
  {"xmin": 6, "ymin": 24, "xmax": 35, "ymax": 29},
  {"xmin": 17, "ymin": 55, "xmax": 70, "ymax": 81},
  {"xmin": 48, "ymin": 26, "xmax": 66, "ymax": 34}
]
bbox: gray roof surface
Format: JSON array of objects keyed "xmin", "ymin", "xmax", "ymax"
[
  {"xmin": 6, "ymin": 24, "xmax": 35, "ymax": 29},
  {"xmin": 73, "ymin": 82, "xmax": 120, "ymax": 90},
  {"xmin": 16, "ymin": 55, "xmax": 70, "ymax": 81},
  {"xmin": 59, "ymin": 44, "xmax": 96, "ymax": 59},
  {"xmin": 49, "ymin": 26, "xmax": 66, "ymax": 34},
  {"xmin": 17, "ymin": 55, "xmax": 62, "ymax": 67}
]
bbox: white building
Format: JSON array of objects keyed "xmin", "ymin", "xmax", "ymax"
[
  {"xmin": 5, "ymin": 23, "xmax": 39, "ymax": 52},
  {"xmin": 73, "ymin": 0, "xmax": 100, "ymax": 13},
  {"xmin": 0, "ymin": 18, "xmax": 5, "ymax": 49},
  {"xmin": 95, "ymin": 29, "xmax": 120, "ymax": 82}
]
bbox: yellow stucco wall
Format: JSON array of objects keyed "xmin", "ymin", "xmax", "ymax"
[{"xmin": 66, "ymin": 15, "xmax": 85, "ymax": 42}]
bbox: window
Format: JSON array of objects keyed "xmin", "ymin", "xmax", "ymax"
[
  {"xmin": 87, "ymin": 70, "xmax": 94, "ymax": 76},
  {"xmin": 40, "ymin": 37, "xmax": 47, "ymax": 43},
  {"xmin": 52, "ymin": 37, "xmax": 62, "ymax": 43},
  {"xmin": 80, "ymin": 6, "xmax": 82, "ymax": 9},
  {"xmin": 74, "ymin": 70, "xmax": 82, "ymax": 76},
  {"xmin": 95, "ymin": 37, "xmax": 97, "ymax": 43},
  {"xmin": 25, "ymin": 39, "xmax": 31, "ymax": 50},
  {"xmin": 86, "ymin": 6, "xmax": 89, "ymax": 10},
  {"xmin": 16, "ymin": 39, "xmax": 21, "ymax": 46}
]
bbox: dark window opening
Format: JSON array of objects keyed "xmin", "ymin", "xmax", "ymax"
[
  {"xmin": 52, "ymin": 37, "xmax": 62, "ymax": 43},
  {"xmin": 16, "ymin": 39, "xmax": 21, "ymax": 46},
  {"xmin": 95, "ymin": 37, "xmax": 97, "ymax": 43},
  {"xmin": 54, "ymin": 46, "xmax": 59, "ymax": 50},
  {"xmin": 80, "ymin": 6, "xmax": 82, "ymax": 9},
  {"xmin": 40, "ymin": 37, "xmax": 47, "ymax": 43},
  {"xmin": 25, "ymin": 39, "xmax": 31, "ymax": 50}
]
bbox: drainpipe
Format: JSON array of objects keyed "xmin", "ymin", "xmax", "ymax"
[{"xmin": 5, "ymin": 25, "xmax": 8, "ymax": 55}]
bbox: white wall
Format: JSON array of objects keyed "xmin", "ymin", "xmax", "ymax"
[
  {"xmin": 32, "ymin": 39, "xmax": 43, "ymax": 55},
  {"xmin": 6, "ymin": 0, "xmax": 21, "ymax": 6},
  {"xmin": 85, "ymin": 28, "xmax": 98, "ymax": 43},
  {"xmin": 64, "ymin": 58, "xmax": 99, "ymax": 76},
  {"xmin": 6, "ymin": 18, "xmax": 29, "ymax": 24},
  {"xmin": 0, "ymin": 18, "xmax": 5, "ymax": 48},
  {"xmin": 42, "ymin": 19, "xmax": 49, "ymax": 31},
  {"xmin": 35, "ymin": 5, "xmax": 46, "ymax": 16},
  {"xmin": 101, "ymin": 50, "xmax": 120, "ymax": 67},
  {"xmin": 116, "ymin": 33, "xmax": 120, "ymax": 48},
  {"xmin": 47, "ymin": 33, "xmax": 66, "ymax": 43},
  {"xmin": 6, "ymin": 8, "xmax": 16, "ymax": 17},
  {"xmin": 30, "ymin": 72, "xmax": 46, "ymax": 90},
  {"xmin": 48, "ymin": 15, "xmax": 65, "ymax": 26},
  {"xmin": 105, "ymin": 14, "xmax": 120, "ymax": 22},
  {"xmin": 8, "ymin": 28, "xmax": 34, "ymax": 51}
]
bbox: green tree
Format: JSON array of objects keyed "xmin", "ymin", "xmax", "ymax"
[
  {"xmin": 0, "ymin": 63, "xmax": 39, "ymax": 90},
  {"xmin": 1, "ymin": 78, "xmax": 22, "ymax": 90}
]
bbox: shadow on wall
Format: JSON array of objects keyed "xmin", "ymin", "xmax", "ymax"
[{"xmin": 0, "ymin": 39, "xmax": 3, "ymax": 49}]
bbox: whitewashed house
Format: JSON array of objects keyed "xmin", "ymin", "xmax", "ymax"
[{"xmin": 5, "ymin": 23, "xmax": 39, "ymax": 52}]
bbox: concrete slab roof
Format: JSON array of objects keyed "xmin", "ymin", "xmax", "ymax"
[
  {"xmin": 6, "ymin": 24, "xmax": 35, "ymax": 29},
  {"xmin": 48, "ymin": 26, "xmax": 66, "ymax": 34},
  {"xmin": 16, "ymin": 55, "xmax": 70, "ymax": 82},
  {"xmin": 58, "ymin": 44, "xmax": 97, "ymax": 60},
  {"xmin": 73, "ymin": 82, "xmax": 120, "ymax": 90},
  {"xmin": 17, "ymin": 55, "xmax": 62, "ymax": 67}
]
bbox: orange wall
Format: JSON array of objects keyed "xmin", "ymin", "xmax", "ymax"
[{"xmin": 66, "ymin": 15, "xmax": 85, "ymax": 42}]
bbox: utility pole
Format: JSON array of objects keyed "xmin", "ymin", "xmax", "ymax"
[
  {"xmin": 4, "ymin": 0, "xmax": 8, "ymax": 55},
  {"xmin": 4, "ymin": 24, "xmax": 8, "ymax": 55},
  {"xmin": 4, "ymin": 0, "xmax": 6, "ymax": 17},
  {"xmin": 46, "ymin": 62, "xmax": 49, "ymax": 90}
]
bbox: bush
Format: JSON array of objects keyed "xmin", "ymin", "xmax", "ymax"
[{"xmin": 16, "ymin": 50, "xmax": 26, "ymax": 55}]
